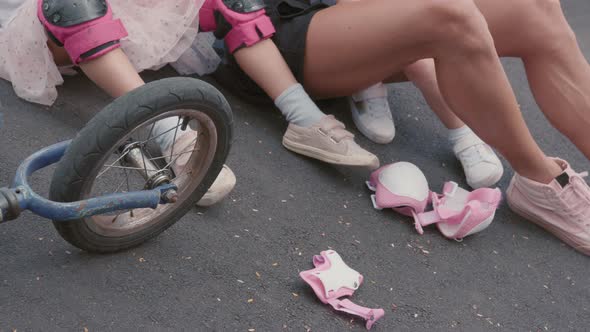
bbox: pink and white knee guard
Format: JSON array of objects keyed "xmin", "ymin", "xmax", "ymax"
[
  {"xmin": 38, "ymin": 0, "xmax": 128, "ymax": 65},
  {"xmin": 414, "ymin": 182, "xmax": 502, "ymax": 240},
  {"xmin": 199, "ymin": 0, "xmax": 275, "ymax": 53},
  {"xmin": 367, "ymin": 162, "xmax": 430, "ymax": 217},
  {"xmin": 367, "ymin": 162, "xmax": 502, "ymax": 240},
  {"xmin": 300, "ymin": 250, "xmax": 385, "ymax": 330}
]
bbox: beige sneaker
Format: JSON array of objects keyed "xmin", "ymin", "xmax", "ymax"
[
  {"xmin": 162, "ymin": 130, "xmax": 236, "ymax": 207},
  {"xmin": 196, "ymin": 165, "xmax": 236, "ymax": 207},
  {"xmin": 282, "ymin": 115, "xmax": 380, "ymax": 168}
]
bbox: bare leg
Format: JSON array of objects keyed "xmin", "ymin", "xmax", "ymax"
[
  {"xmin": 234, "ymin": 38, "xmax": 379, "ymax": 167},
  {"xmin": 233, "ymin": 39, "xmax": 326, "ymax": 127},
  {"xmin": 233, "ymin": 39, "xmax": 297, "ymax": 100},
  {"xmin": 472, "ymin": 0, "xmax": 590, "ymax": 160},
  {"xmin": 78, "ymin": 49, "xmax": 144, "ymax": 97},
  {"xmin": 388, "ymin": 0, "xmax": 590, "ymax": 156},
  {"xmin": 48, "ymin": 39, "xmax": 144, "ymax": 97},
  {"xmin": 46, "ymin": 40, "xmax": 234, "ymax": 205},
  {"xmin": 403, "ymin": 59, "xmax": 464, "ymax": 129},
  {"xmin": 303, "ymin": 0, "xmax": 560, "ymax": 183}
]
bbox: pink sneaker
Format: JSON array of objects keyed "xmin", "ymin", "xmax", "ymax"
[{"xmin": 507, "ymin": 158, "xmax": 590, "ymax": 256}]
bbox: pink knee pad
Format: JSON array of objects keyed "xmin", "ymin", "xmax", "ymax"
[
  {"xmin": 367, "ymin": 162, "xmax": 502, "ymax": 241},
  {"xmin": 38, "ymin": 0, "xmax": 128, "ymax": 64},
  {"xmin": 199, "ymin": 0, "xmax": 276, "ymax": 53},
  {"xmin": 367, "ymin": 162, "xmax": 430, "ymax": 216}
]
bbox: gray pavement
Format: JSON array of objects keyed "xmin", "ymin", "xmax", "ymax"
[{"xmin": 1, "ymin": 1, "xmax": 589, "ymax": 331}]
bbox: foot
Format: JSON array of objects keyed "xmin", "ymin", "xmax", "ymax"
[
  {"xmin": 282, "ymin": 115, "xmax": 380, "ymax": 168},
  {"xmin": 162, "ymin": 129, "xmax": 236, "ymax": 207},
  {"xmin": 349, "ymin": 83, "xmax": 395, "ymax": 144},
  {"xmin": 452, "ymin": 131, "xmax": 504, "ymax": 189},
  {"xmin": 196, "ymin": 165, "xmax": 236, "ymax": 207},
  {"xmin": 507, "ymin": 158, "xmax": 590, "ymax": 256}
]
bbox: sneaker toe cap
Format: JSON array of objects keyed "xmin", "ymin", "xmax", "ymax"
[
  {"xmin": 466, "ymin": 163, "xmax": 504, "ymax": 189},
  {"xmin": 197, "ymin": 165, "xmax": 236, "ymax": 207}
]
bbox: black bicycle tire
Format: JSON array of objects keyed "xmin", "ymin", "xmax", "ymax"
[{"xmin": 48, "ymin": 77, "xmax": 233, "ymax": 253}]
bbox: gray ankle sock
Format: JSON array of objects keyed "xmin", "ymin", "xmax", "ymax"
[{"xmin": 274, "ymin": 83, "xmax": 325, "ymax": 127}]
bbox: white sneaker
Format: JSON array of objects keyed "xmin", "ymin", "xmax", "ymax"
[
  {"xmin": 453, "ymin": 133, "xmax": 504, "ymax": 189},
  {"xmin": 349, "ymin": 83, "xmax": 395, "ymax": 144}
]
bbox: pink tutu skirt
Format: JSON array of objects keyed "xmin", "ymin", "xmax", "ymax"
[{"xmin": 0, "ymin": 0, "xmax": 205, "ymax": 105}]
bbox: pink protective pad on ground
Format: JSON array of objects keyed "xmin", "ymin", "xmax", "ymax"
[
  {"xmin": 300, "ymin": 250, "xmax": 385, "ymax": 330},
  {"xmin": 415, "ymin": 182, "xmax": 502, "ymax": 239},
  {"xmin": 37, "ymin": 0, "xmax": 128, "ymax": 64},
  {"xmin": 367, "ymin": 162, "xmax": 501, "ymax": 240},
  {"xmin": 199, "ymin": 0, "xmax": 275, "ymax": 53}
]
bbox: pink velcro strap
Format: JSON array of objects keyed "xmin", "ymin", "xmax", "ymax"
[
  {"xmin": 414, "ymin": 210, "xmax": 441, "ymax": 227},
  {"xmin": 64, "ymin": 19, "xmax": 128, "ymax": 64},
  {"xmin": 327, "ymin": 298, "xmax": 385, "ymax": 330},
  {"xmin": 412, "ymin": 210, "xmax": 441, "ymax": 235},
  {"xmin": 225, "ymin": 15, "xmax": 275, "ymax": 53}
]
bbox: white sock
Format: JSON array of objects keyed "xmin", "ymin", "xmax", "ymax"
[
  {"xmin": 448, "ymin": 125, "xmax": 475, "ymax": 144},
  {"xmin": 153, "ymin": 117, "xmax": 183, "ymax": 151},
  {"xmin": 274, "ymin": 83, "xmax": 325, "ymax": 127}
]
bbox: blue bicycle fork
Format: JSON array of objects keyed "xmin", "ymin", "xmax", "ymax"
[{"xmin": 0, "ymin": 140, "xmax": 178, "ymax": 223}]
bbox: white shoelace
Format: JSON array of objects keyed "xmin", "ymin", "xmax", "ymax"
[
  {"xmin": 360, "ymin": 98, "xmax": 392, "ymax": 120},
  {"xmin": 457, "ymin": 143, "xmax": 495, "ymax": 168}
]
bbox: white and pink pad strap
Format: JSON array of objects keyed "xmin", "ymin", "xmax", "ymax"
[{"xmin": 300, "ymin": 250, "xmax": 385, "ymax": 330}]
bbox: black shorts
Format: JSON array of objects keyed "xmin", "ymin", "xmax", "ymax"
[
  {"xmin": 224, "ymin": 0, "xmax": 328, "ymax": 97},
  {"xmin": 269, "ymin": 0, "xmax": 328, "ymax": 82}
]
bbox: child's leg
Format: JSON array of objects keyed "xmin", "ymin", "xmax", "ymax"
[
  {"xmin": 234, "ymin": 39, "xmax": 324, "ymax": 127},
  {"xmin": 403, "ymin": 59, "xmax": 503, "ymax": 188},
  {"xmin": 41, "ymin": 0, "xmax": 233, "ymax": 206},
  {"xmin": 233, "ymin": 39, "xmax": 379, "ymax": 168},
  {"xmin": 198, "ymin": 0, "xmax": 377, "ymax": 166},
  {"xmin": 78, "ymin": 49, "xmax": 144, "ymax": 97}
]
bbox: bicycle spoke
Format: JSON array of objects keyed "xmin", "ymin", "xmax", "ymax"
[
  {"xmin": 162, "ymin": 136, "xmax": 198, "ymax": 171},
  {"xmin": 140, "ymin": 144, "xmax": 149, "ymax": 179},
  {"xmin": 140, "ymin": 123, "xmax": 183, "ymax": 146},
  {"xmin": 96, "ymin": 149, "xmax": 133, "ymax": 179},
  {"xmin": 168, "ymin": 117, "xmax": 182, "ymax": 169},
  {"xmin": 124, "ymin": 168, "xmax": 135, "ymax": 218},
  {"xmin": 170, "ymin": 140, "xmax": 200, "ymax": 182},
  {"xmin": 145, "ymin": 122, "xmax": 156, "ymax": 143},
  {"xmin": 147, "ymin": 148, "xmax": 200, "ymax": 162},
  {"xmin": 100, "ymin": 164, "xmax": 146, "ymax": 172},
  {"xmin": 110, "ymin": 171, "xmax": 127, "ymax": 194}
]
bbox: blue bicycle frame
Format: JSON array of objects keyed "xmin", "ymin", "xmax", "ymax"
[{"xmin": 0, "ymin": 141, "xmax": 178, "ymax": 223}]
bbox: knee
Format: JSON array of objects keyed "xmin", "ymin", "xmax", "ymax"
[
  {"xmin": 37, "ymin": 0, "xmax": 128, "ymax": 64},
  {"xmin": 520, "ymin": 0, "xmax": 577, "ymax": 53},
  {"xmin": 404, "ymin": 59, "xmax": 437, "ymax": 86},
  {"xmin": 425, "ymin": 0, "xmax": 495, "ymax": 55}
]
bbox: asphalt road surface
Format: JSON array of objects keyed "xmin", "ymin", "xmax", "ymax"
[{"xmin": 1, "ymin": 1, "xmax": 589, "ymax": 331}]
